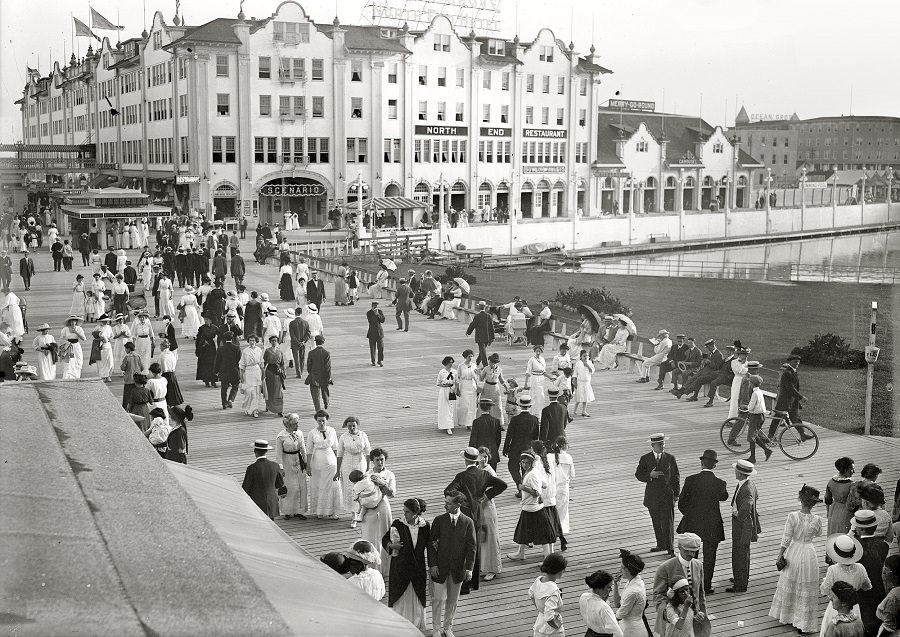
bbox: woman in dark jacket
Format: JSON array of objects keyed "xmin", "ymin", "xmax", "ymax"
[
  {"xmin": 194, "ymin": 313, "xmax": 219, "ymax": 386},
  {"xmin": 382, "ymin": 497, "xmax": 430, "ymax": 632},
  {"xmin": 164, "ymin": 405, "xmax": 192, "ymax": 464},
  {"xmin": 243, "ymin": 291, "xmax": 263, "ymax": 341}
]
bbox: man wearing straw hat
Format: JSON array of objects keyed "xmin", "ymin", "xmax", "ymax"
[
  {"xmin": 854, "ymin": 508, "xmax": 889, "ymax": 636},
  {"xmin": 469, "ymin": 398, "xmax": 502, "ymax": 470},
  {"xmin": 727, "ymin": 459, "xmax": 761, "ymax": 593},
  {"xmin": 635, "ymin": 433, "xmax": 681, "ymax": 556},
  {"xmin": 241, "ymin": 439, "xmax": 284, "ymax": 520},
  {"xmin": 637, "ymin": 329, "xmax": 672, "ymax": 384}
]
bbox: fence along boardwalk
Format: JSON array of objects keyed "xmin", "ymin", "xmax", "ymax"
[{"xmin": 19, "ymin": 238, "xmax": 898, "ymax": 637}]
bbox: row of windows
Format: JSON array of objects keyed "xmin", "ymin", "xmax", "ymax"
[
  {"xmin": 802, "ymin": 136, "xmax": 900, "ymax": 147},
  {"xmin": 100, "ymin": 141, "xmax": 117, "ymax": 164},
  {"xmin": 147, "ymin": 137, "xmax": 173, "ymax": 164},
  {"xmin": 149, "ymin": 62, "xmax": 171, "ymax": 87},
  {"xmin": 803, "ymin": 149, "xmax": 900, "ymax": 161},
  {"xmin": 122, "ymin": 139, "xmax": 143, "ymax": 164},
  {"xmin": 258, "ymin": 94, "xmax": 328, "ymax": 118},
  {"xmin": 121, "ymin": 70, "xmax": 141, "ymax": 94},
  {"xmin": 253, "ymin": 136, "xmax": 330, "ymax": 163},
  {"xmin": 147, "ymin": 98, "xmax": 172, "ymax": 122},
  {"xmin": 257, "ymin": 56, "xmax": 324, "ymax": 81},
  {"xmin": 413, "ymin": 139, "xmax": 468, "ymax": 163},
  {"xmin": 522, "ymin": 141, "xmax": 567, "ymax": 164},
  {"xmin": 122, "ymin": 104, "xmax": 141, "ymax": 126},
  {"xmin": 478, "ymin": 140, "xmax": 512, "ymax": 163}
]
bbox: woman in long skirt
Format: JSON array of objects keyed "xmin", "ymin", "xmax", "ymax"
[
  {"xmin": 60, "ymin": 315, "xmax": 87, "ymax": 379},
  {"xmin": 97, "ymin": 316, "xmax": 115, "ymax": 381},
  {"xmin": 524, "ymin": 345, "xmax": 550, "ymax": 416},
  {"xmin": 336, "ymin": 416, "xmax": 372, "ymax": 513},
  {"xmin": 194, "ymin": 315, "xmax": 219, "ymax": 386},
  {"xmin": 239, "ymin": 335, "xmax": 265, "ymax": 417},
  {"xmin": 479, "ymin": 353, "xmax": 510, "ymax": 427},
  {"xmin": 163, "ymin": 405, "xmax": 192, "ymax": 464},
  {"xmin": 86, "ymin": 274, "xmax": 105, "ymax": 322},
  {"xmin": 70, "ymin": 275, "xmax": 87, "ymax": 318},
  {"xmin": 361, "ymin": 447, "xmax": 396, "ymax": 574},
  {"xmin": 553, "ymin": 437, "xmax": 575, "ymax": 542},
  {"xmin": 243, "ymin": 291, "xmax": 263, "ymax": 341},
  {"xmin": 146, "ymin": 362, "xmax": 169, "ymax": 425},
  {"xmin": 158, "ymin": 273, "xmax": 176, "ymax": 318},
  {"xmin": 436, "ymin": 356, "xmax": 456, "ymax": 434},
  {"xmin": 131, "ymin": 311, "xmax": 155, "ymax": 370},
  {"xmin": 455, "ymin": 350, "xmax": 478, "ymax": 430},
  {"xmin": 32, "ymin": 323, "xmax": 57, "ymax": 381},
  {"xmin": 127, "ymin": 374, "xmax": 152, "ymax": 432},
  {"xmin": 819, "ymin": 535, "xmax": 872, "ymax": 637},
  {"xmin": 275, "ymin": 413, "xmax": 308, "ymax": 519},
  {"xmin": 507, "ymin": 452, "xmax": 557, "ymax": 561},
  {"xmin": 263, "ymin": 335, "xmax": 285, "ymax": 416},
  {"xmin": 334, "ymin": 263, "xmax": 349, "ymax": 306},
  {"xmin": 278, "ymin": 262, "xmax": 294, "ymax": 301},
  {"xmin": 382, "ymin": 498, "xmax": 430, "ymax": 630},
  {"xmin": 825, "ymin": 457, "xmax": 856, "ymax": 537},
  {"xmin": 573, "ymin": 349, "xmax": 596, "ymax": 417},
  {"xmin": 477, "ymin": 448, "xmax": 503, "ymax": 581},
  {"xmin": 293, "ymin": 277, "xmax": 307, "ymax": 310},
  {"xmin": 306, "ymin": 410, "xmax": 343, "ymax": 519},
  {"xmin": 595, "ymin": 321, "xmax": 630, "ymax": 369},
  {"xmin": 769, "ymin": 485, "xmax": 826, "ymax": 634},
  {"xmin": 111, "ymin": 314, "xmax": 131, "ymax": 376},
  {"xmin": 157, "ymin": 340, "xmax": 184, "ymax": 406},
  {"xmin": 179, "ymin": 286, "xmax": 201, "ymax": 338}
]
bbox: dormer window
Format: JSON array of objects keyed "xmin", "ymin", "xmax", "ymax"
[
  {"xmin": 712, "ymin": 142, "xmax": 724, "ymax": 154},
  {"xmin": 434, "ymin": 34, "xmax": 450, "ymax": 52},
  {"xmin": 153, "ymin": 31, "xmax": 162, "ymax": 49},
  {"xmin": 488, "ymin": 39, "xmax": 505, "ymax": 56},
  {"xmin": 379, "ymin": 28, "xmax": 396, "ymax": 38},
  {"xmin": 539, "ymin": 45, "xmax": 554, "ymax": 62},
  {"xmin": 636, "ymin": 140, "xmax": 649, "ymax": 153}
]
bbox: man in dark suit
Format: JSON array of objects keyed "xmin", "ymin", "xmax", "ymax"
[
  {"xmin": 104, "ymin": 247, "xmax": 118, "ymax": 273},
  {"xmin": 211, "ymin": 249, "xmax": 228, "ymax": 282},
  {"xmin": 392, "ymin": 277, "xmax": 413, "ymax": 331},
  {"xmin": 230, "ymin": 249, "xmax": 246, "ymax": 287},
  {"xmin": 151, "ymin": 265, "xmax": 163, "ymax": 317},
  {"xmin": 677, "ymin": 449, "xmax": 729, "ymax": 593},
  {"xmin": 241, "ymin": 439, "xmax": 284, "ymax": 519},
  {"xmin": 704, "ymin": 343, "xmax": 738, "ymax": 407},
  {"xmin": 727, "ymin": 459, "xmax": 761, "ymax": 593},
  {"xmin": 214, "ymin": 330, "xmax": 242, "ymax": 409},
  {"xmin": 539, "ymin": 387, "xmax": 570, "ymax": 444},
  {"xmin": 18, "ymin": 250, "xmax": 35, "ymax": 291},
  {"xmin": 190, "ymin": 248, "xmax": 207, "ymax": 286},
  {"xmin": 445, "ymin": 447, "xmax": 508, "ymax": 592},
  {"xmin": 407, "ymin": 269, "xmax": 420, "ymax": 295},
  {"xmin": 656, "ymin": 334, "xmax": 689, "ymax": 390},
  {"xmin": 675, "ymin": 338, "xmax": 725, "ymax": 401},
  {"xmin": 670, "ymin": 337, "xmax": 702, "ymax": 392},
  {"xmin": 465, "ymin": 301, "xmax": 494, "ymax": 367},
  {"xmin": 305, "ymin": 335, "xmax": 332, "ymax": 411},
  {"xmin": 652, "ymin": 532, "xmax": 708, "ymax": 636},
  {"xmin": 635, "ymin": 432, "xmax": 681, "ymax": 555},
  {"xmin": 427, "ymin": 491, "xmax": 477, "ymax": 637},
  {"xmin": 174, "ymin": 248, "xmax": 188, "ymax": 288},
  {"xmin": 306, "ymin": 271, "xmax": 326, "ymax": 311},
  {"xmin": 468, "ymin": 398, "xmax": 502, "ymax": 469},
  {"xmin": 288, "ymin": 307, "xmax": 310, "ymax": 377},
  {"xmin": 769, "ymin": 349, "xmax": 807, "ymax": 439},
  {"xmin": 502, "ymin": 395, "xmax": 540, "ymax": 492},
  {"xmin": 220, "ymin": 310, "xmax": 244, "ymax": 345},
  {"xmin": 365, "ymin": 301, "xmax": 385, "ymax": 366}
]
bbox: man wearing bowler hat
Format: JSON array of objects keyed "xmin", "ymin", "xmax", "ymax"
[
  {"xmin": 728, "ymin": 459, "xmax": 761, "ymax": 593},
  {"xmin": 241, "ymin": 439, "xmax": 285, "ymax": 520},
  {"xmin": 465, "ymin": 301, "xmax": 494, "ymax": 368},
  {"xmin": 469, "ymin": 398, "xmax": 502, "ymax": 470},
  {"xmin": 653, "ymin": 532, "xmax": 708, "ymax": 636},
  {"xmin": 502, "ymin": 395, "xmax": 539, "ymax": 493},
  {"xmin": 769, "ymin": 348, "xmax": 808, "ymax": 440},
  {"xmin": 677, "ymin": 449, "xmax": 729, "ymax": 593},
  {"xmin": 635, "ymin": 433, "xmax": 681, "ymax": 555}
]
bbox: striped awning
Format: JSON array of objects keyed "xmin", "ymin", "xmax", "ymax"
[
  {"xmin": 0, "ymin": 144, "xmax": 95, "ymax": 153},
  {"xmin": 355, "ymin": 196, "xmax": 427, "ymax": 210}
]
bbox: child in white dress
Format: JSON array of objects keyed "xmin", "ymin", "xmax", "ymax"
[{"xmin": 572, "ymin": 350, "xmax": 595, "ymax": 417}]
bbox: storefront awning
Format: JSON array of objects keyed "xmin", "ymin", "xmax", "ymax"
[
  {"xmin": 60, "ymin": 204, "xmax": 171, "ymax": 220},
  {"xmin": 356, "ymin": 196, "xmax": 426, "ymax": 211}
]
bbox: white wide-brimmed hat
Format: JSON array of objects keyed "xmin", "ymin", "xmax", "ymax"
[{"xmin": 825, "ymin": 533, "xmax": 863, "ymax": 565}]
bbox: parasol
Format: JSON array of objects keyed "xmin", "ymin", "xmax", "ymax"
[
  {"xmin": 614, "ymin": 313, "xmax": 637, "ymax": 336},
  {"xmin": 453, "ymin": 277, "xmax": 471, "ymax": 295},
  {"xmin": 578, "ymin": 304, "xmax": 604, "ymax": 333},
  {"xmin": 380, "ymin": 258, "xmax": 397, "ymax": 271}
]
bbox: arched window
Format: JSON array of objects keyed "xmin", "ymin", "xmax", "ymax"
[
  {"xmin": 537, "ymin": 179, "xmax": 551, "ymax": 191},
  {"xmin": 601, "ymin": 177, "xmax": 613, "ymax": 189},
  {"xmin": 496, "ymin": 180, "xmax": 510, "ymax": 193},
  {"xmin": 451, "ymin": 180, "xmax": 467, "ymax": 193},
  {"xmin": 553, "ymin": 179, "xmax": 566, "ymax": 190},
  {"xmin": 738, "ymin": 175, "xmax": 747, "ymax": 186},
  {"xmin": 521, "ymin": 181, "xmax": 534, "ymax": 192},
  {"xmin": 684, "ymin": 176, "xmax": 695, "ymax": 187},
  {"xmin": 645, "ymin": 176, "xmax": 657, "ymax": 188},
  {"xmin": 665, "ymin": 176, "xmax": 676, "ymax": 188},
  {"xmin": 703, "ymin": 176, "xmax": 714, "ymax": 187},
  {"xmin": 414, "ymin": 182, "xmax": 430, "ymax": 193}
]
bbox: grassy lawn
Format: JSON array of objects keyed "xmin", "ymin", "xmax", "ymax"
[{"xmin": 345, "ymin": 259, "xmax": 897, "ymax": 436}]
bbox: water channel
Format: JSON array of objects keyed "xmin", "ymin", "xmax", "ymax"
[{"xmin": 575, "ymin": 231, "xmax": 900, "ymax": 283}]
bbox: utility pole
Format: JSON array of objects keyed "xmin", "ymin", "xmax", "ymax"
[{"xmin": 864, "ymin": 301, "xmax": 878, "ymax": 435}]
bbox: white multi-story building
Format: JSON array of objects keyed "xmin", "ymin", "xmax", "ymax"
[{"xmin": 15, "ymin": 1, "xmax": 611, "ymax": 226}]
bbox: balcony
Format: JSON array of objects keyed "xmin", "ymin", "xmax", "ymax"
[{"xmin": 0, "ymin": 157, "xmax": 98, "ymax": 171}]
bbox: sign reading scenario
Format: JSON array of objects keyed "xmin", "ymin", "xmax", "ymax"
[
  {"xmin": 366, "ymin": 0, "xmax": 501, "ymax": 33},
  {"xmin": 259, "ymin": 184, "xmax": 326, "ymax": 197}
]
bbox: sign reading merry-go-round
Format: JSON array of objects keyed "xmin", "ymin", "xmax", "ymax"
[{"xmin": 258, "ymin": 184, "xmax": 326, "ymax": 197}]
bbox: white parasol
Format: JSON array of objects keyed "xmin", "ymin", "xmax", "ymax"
[
  {"xmin": 614, "ymin": 313, "xmax": 637, "ymax": 336},
  {"xmin": 452, "ymin": 277, "xmax": 470, "ymax": 295},
  {"xmin": 380, "ymin": 258, "xmax": 397, "ymax": 271}
]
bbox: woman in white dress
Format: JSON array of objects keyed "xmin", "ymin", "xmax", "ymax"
[
  {"xmin": 129, "ymin": 223, "xmax": 140, "ymax": 250},
  {"xmin": 580, "ymin": 570, "xmax": 624, "ymax": 637},
  {"xmin": 0, "ymin": 291, "xmax": 25, "ymax": 338},
  {"xmin": 728, "ymin": 348, "xmax": 750, "ymax": 419},
  {"xmin": 157, "ymin": 273, "xmax": 176, "ymax": 319},
  {"xmin": 306, "ymin": 410, "xmax": 343, "ymax": 520},
  {"xmin": 596, "ymin": 319, "xmax": 631, "ymax": 369},
  {"xmin": 239, "ymin": 334, "xmax": 265, "ymax": 417},
  {"xmin": 97, "ymin": 315, "xmax": 115, "ymax": 381},
  {"xmin": 454, "ymin": 350, "xmax": 478, "ymax": 430},
  {"xmin": 818, "ymin": 534, "xmax": 872, "ymax": 637},
  {"xmin": 262, "ymin": 308, "xmax": 282, "ymax": 343},
  {"xmin": 139, "ymin": 252, "xmax": 154, "ymax": 290},
  {"xmin": 275, "ymin": 413, "xmax": 308, "ymax": 520},
  {"xmin": 305, "ymin": 304, "xmax": 323, "ymax": 339},
  {"xmin": 336, "ymin": 415, "xmax": 372, "ymax": 513},
  {"xmin": 86, "ymin": 273, "xmax": 106, "ymax": 322},
  {"xmin": 283, "ymin": 210, "xmax": 293, "ymax": 231},
  {"xmin": 436, "ymin": 356, "xmax": 457, "ymax": 434},
  {"xmin": 293, "ymin": 277, "xmax": 307, "ymax": 310},
  {"xmin": 524, "ymin": 345, "xmax": 551, "ymax": 416},
  {"xmin": 371, "ymin": 265, "xmax": 389, "ymax": 299},
  {"xmin": 32, "ymin": 323, "xmax": 57, "ymax": 380},
  {"xmin": 573, "ymin": 349, "xmax": 596, "ymax": 417},
  {"xmin": 361, "ymin": 448, "xmax": 396, "ymax": 574},
  {"xmin": 60, "ymin": 316, "xmax": 87, "ymax": 379},
  {"xmin": 116, "ymin": 249, "xmax": 127, "ymax": 274},
  {"xmin": 553, "ymin": 438, "xmax": 575, "ymax": 541},
  {"xmin": 111, "ymin": 314, "xmax": 131, "ymax": 376},
  {"xmin": 477, "ymin": 448, "xmax": 503, "ymax": 580},
  {"xmin": 611, "ymin": 550, "xmax": 647, "ymax": 637},
  {"xmin": 120, "ymin": 223, "xmax": 131, "ymax": 249},
  {"xmin": 131, "ymin": 311, "xmax": 155, "ymax": 370},
  {"xmin": 179, "ymin": 286, "xmax": 201, "ymax": 338},
  {"xmin": 146, "ymin": 362, "xmax": 169, "ymax": 423}
]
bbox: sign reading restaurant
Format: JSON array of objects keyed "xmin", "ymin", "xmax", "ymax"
[
  {"xmin": 523, "ymin": 166, "xmax": 565, "ymax": 174},
  {"xmin": 608, "ymin": 99, "xmax": 656, "ymax": 112},
  {"xmin": 259, "ymin": 184, "xmax": 326, "ymax": 197},
  {"xmin": 415, "ymin": 125, "xmax": 469, "ymax": 136},
  {"xmin": 522, "ymin": 129, "xmax": 567, "ymax": 139},
  {"xmin": 176, "ymin": 175, "xmax": 201, "ymax": 184}
]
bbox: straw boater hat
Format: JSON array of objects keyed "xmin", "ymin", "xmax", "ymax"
[
  {"xmin": 461, "ymin": 447, "xmax": 480, "ymax": 462},
  {"xmin": 285, "ymin": 308, "xmax": 296, "ymax": 319},
  {"xmin": 704, "ymin": 338, "xmax": 715, "ymax": 346},
  {"xmin": 648, "ymin": 433, "xmax": 667, "ymax": 444},
  {"xmin": 115, "ymin": 313, "xmax": 126, "ymax": 321},
  {"xmin": 225, "ymin": 310, "xmax": 238, "ymax": 318},
  {"xmin": 657, "ymin": 329, "xmax": 669, "ymax": 337},
  {"xmin": 853, "ymin": 510, "xmax": 878, "ymax": 531},
  {"xmin": 36, "ymin": 323, "xmax": 51, "ymax": 331},
  {"xmin": 733, "ymin": 459, "xmax": 757, "ymax": 477},
  {"xmin": 253, "ymin": 439, "xmax": 273, "ymax": 451},
  {"xmin": 99, "ymin": 314, "xmax": 111, "ymax": 322},
  {"xmin": 306, "ymin": 303, "xmax": 318, "ymax": 314},
  {"xmin": 342, "ymin": 542, "xmax": 382, "ymax": 567},
  {"xmin": 184, "ymin": 285, "xmax": 195, "ymax": 293},
  {"xmin": 826, "ymin": 533, "xmax": 863, "ymax": 565},
  {"xmin": 517, "ymin": 394, "xmax": 533, "ymax": 408},
  {"xmin": 137, "ymin": 310, "xmax": 150, "ymax": 318},
  {"xmin": 67, "ymin": 314, "xmax": 82, "ymax": 323},
  {"xmin": 260, "ymin": 293, "xmax": 270, "ymax": 301},
  {"xmin": 478, "ymin": 397, "xmax": 494, "ymax": 407}
]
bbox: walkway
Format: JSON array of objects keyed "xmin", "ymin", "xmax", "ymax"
[{"xmin": 11, "ymin": 233, "xmax": 898, "ymax": 637}]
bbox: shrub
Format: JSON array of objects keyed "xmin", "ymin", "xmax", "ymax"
[
  {"xmin": 436, "ymin": 265, "xmax": 477, "ymax": 286},
  {"xmin": 554, "ymin": 286, "xmax": 631, "ymax": 317},
  {"xmin": 797, "ymin": 333, "xmax": 866, "ymax": 369}
]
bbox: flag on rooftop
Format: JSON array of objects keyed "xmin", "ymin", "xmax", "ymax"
[
  {"xmin": 90, "ymin": 7, "xmax": 123, "ymax": 30},
  {"xmin": 73, "ymin": 16, "xmax": 100, "ymax": 41}
]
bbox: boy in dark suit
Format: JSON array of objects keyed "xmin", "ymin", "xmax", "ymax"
[
  {"xmin": 728, "ymin": 459, "xmax": 761, "ymax": 592},
  {"xmin": 465, "ymin": 301, "xmax": 494, "ymax": 367},
  {"xmin": 427, "ymin": 491, "xmax": 476, "ymax": 637},
  {"xmin": 635, "ymin": 432, "xmax": 681, "ymax": 555},
  {"xmin": 241, "ymin": 439, "xmax": 284, "ymax": 520},
  {"xmin": 677, "ymin": 449, "xmax": 729, "ymax": 593}
]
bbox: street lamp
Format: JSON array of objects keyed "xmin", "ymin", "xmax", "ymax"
[{"xmin": 799, "ymin": 165, "xmax": 808, "ymax": 217}]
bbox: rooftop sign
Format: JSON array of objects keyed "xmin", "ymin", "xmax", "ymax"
[
  {"xmin": 366, "ymin": 0, "xmax": 502, "ymax": 33},
  {"xmin": 608, "ymin": 99, "xmax": 656, "ymax": 112}
]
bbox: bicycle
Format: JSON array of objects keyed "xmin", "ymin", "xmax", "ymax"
[{"xmin": 720, "ymin": 409, "xmax": 819, "ymax": 460}]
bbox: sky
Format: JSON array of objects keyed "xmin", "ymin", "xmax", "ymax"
[{"xmin": 2, "ymin": 0, "xmax": 900, "ymax": 141}]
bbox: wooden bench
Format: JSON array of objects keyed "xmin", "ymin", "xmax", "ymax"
[{"xmin": 649, "ymin": 234, "xmax": 670, "ymax": 243}]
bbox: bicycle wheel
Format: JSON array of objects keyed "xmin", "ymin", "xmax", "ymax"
[
  {"xmin": 720, "ymin": 417, "xmax": 750, "ymax": 454},
  {"xmin": 778, "ymin": 424, "xmax": 819, "ymax": 460}
]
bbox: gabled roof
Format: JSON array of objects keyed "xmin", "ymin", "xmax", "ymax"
[
  {"xmin": 473, "ymin": 36, "xmax": 523, "ymax": 65},
  {"xmin": 167, "ymin": 18, "xmax": 243, "ymax": 47},
  {"xmin": 319, "ymin": 25, "xmax": 410, "ymax": 53},
  {"xmin": 577, "ymin": 56, "xmax": 612, "ymax": 74},
  {"xmin": 737, "ymin": 149, "xmax": 765, "ymax": 168}
]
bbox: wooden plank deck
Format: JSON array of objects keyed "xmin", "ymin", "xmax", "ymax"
[{"xmin": 14, "ymin": 236, "xmax": 898, "ymax": 637}]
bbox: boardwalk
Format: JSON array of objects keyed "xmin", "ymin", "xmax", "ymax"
[{"xmin": 12, "ymin": 235, "xmax": 898, "ymax": 637}]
